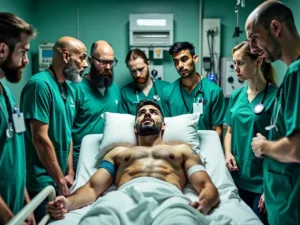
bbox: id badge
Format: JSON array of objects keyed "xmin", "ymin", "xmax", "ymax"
[
  {"xmin": 12, "ymin": 113, "xmax": 26, "ymax": 133},
  {"xmin": 193, "ymin": 102, "xmax": 203, "ymax": 115}
]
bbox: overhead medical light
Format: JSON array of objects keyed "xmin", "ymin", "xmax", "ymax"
[
  {"xmin": 135, "ymin": 34, "xmax": 168, "ymax": 38},
  {"xmin": 137, "ymin": 19, "xmax": 166, "ymax": 26}
]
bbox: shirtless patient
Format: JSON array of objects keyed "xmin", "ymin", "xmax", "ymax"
[{"xmin": 47, "ymin": 99, "xmax": 219, "ymax": 222}]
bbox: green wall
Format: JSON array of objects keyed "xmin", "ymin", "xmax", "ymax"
[
  {"xmin": 3, "ymin": 0, "xmax": 299, "ymax": 104},
  {"xmin": 0, "ymin": 0, "xmax": 34, "ymax": 105},
  {"xmin": 203, "ymin": 0, "xmax": 262, "ymax": 58},
  {"xmin": 32, "ymin": 0, "xmax": 200, "ymax": 87}
]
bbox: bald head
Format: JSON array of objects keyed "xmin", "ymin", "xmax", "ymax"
[
  {"xmin": 53, "ymin": 36, "xmax": 87, "ymax": 57},
  {"xmin": 90, "ymin": 40, "xmax": 114, "ymax": 58},
  {"xmin": 51, "ymin": 36, "xmax": 88, "ymax": 83},
  {"xmin": 88, "ymin": 40, "xmax": 115, "ymax": 89},
  {"xmin": 246, "ymin": 1, "xmax": 297, "ymax": 34}
]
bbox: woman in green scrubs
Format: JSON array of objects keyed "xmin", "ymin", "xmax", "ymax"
[{"xmin": 224, "ymin": 41, "xmax": 277, "ymax": 225}]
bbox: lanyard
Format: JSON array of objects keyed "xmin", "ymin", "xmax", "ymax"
[
  {"xmin": 0, "ymin": 83, "xmax": 16, "ymax": 138},
  {"xmin": 265, "ymin": 56, "xmax": 300, "ymax": 131},
  {"xmin": 0, "ymin": 82, "xmax": 13, "ymax": 122},
  {"xmin": 49, "ymin": 66, "xmax": 67, "ymax": 101},
  {"xmin": 265, "ymin": 86, "xmax": 282, "ymax": 131},
  {"xmin": 179, "ymin": 77, "xmax": 204, "ymax": 113}
]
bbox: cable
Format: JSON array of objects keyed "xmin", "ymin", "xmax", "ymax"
[
  {"xmin": 207, "ymin": 29, "xmax": 216, "ymax": 75},
  {"xmin": 207, "ymin": 31, "xmax": 213, "ymax": 74}
]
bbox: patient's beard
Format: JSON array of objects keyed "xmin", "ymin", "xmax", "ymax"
[
  {"xmin": 136, "ymin": 122, "xmax": 162, "ymax": 136},
  {"xmin": 90, "ymin": 63, "xmax": 113, "ymax": 89}
]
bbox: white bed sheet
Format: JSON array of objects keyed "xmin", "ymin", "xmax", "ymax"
[{"xmin": 48, "ymin": 131, "xmax": 262, "ymax": 225}]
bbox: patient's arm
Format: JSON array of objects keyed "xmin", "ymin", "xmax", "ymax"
[
  {"xmin": 183, "ymin": 146, "xmax": 219, "ymax": 215},
  {"xmin": 47, "ymin": 148, "xmax": 120, "ymax": 220}
]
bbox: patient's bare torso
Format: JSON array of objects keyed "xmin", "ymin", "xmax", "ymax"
[{"xmin": 111, "ymin": 144, "xmax": 189, "ymax": 190}]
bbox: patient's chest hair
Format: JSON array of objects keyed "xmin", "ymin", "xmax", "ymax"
[{"xmin": 115, "ymin": 144, "xmax": 188, "ymax": 165}]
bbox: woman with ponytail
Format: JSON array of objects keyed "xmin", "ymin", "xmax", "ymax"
[{"xmin": 224, "ymin": 41, "xmax": 278, "ymax": 225}]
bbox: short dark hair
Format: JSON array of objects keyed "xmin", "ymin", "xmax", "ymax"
[
  {"xmin": 125, "ymin": 49, "xmax": 149, "ymax": 66},
  {"xmin": 255, "ymin": 1, "xmax": 297, "ymax": 34},
  {"xmin": 136, "ymin": 99, "xmax": 164, "ymax": 120},
  {"xmin": 168, "ymin": 42, "xmax": 195, "ymax": 57},
  {"xmin": 0, "ymin": 12, "xmax": 36, "ymax": 49}
]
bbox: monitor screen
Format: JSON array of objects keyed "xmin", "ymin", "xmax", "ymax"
[{"xmin": 42, "ymin": 49, "xmax": 53, "ymax": 58}]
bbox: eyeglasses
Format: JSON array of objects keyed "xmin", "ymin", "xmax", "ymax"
[{"xmin": 91, "ymin": 56, "xmax": 118, "ymax": 67}]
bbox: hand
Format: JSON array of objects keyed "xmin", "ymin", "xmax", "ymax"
[
  {"xmin": 225, "ymin": 152, "xmax": 238, "ymax": 171},
  {"xmin": 189, "ymin": 199, "xmax": 210, "ymax": 215},
  {"xmin": 58, "ymin": 179, "xmax": 70, "ymax": 196},
  {"xmin": 258, "ymin": 193, "xmax": 267, "ymax": 214},
  {"xmin": 65, "ymin": 173, "xmax": 74, "ymax": 188},
  {"xmin": 251, "ymin": 133, "xmax": 266, "ymax": 158},
  {"xmin": 46, "ymin": 196, "xmax": 69, "ymax": 220},
  {"xmin": 24, "ymin": 213, "xmax": 35, "ymax": 225}
]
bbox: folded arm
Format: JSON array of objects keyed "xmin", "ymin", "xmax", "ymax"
[{"xmin": 253, "ymin": 132, "xmax": 300, "ymax": 163}]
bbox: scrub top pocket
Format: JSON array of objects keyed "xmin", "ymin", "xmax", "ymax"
[{"xmin": 265, "ymin": 170, "xmax": 293, "ymax": 203}]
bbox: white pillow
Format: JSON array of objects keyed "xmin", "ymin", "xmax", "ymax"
[{"xmin": 97, "ymin": 112, "xmax": 201, "ymax": 159}]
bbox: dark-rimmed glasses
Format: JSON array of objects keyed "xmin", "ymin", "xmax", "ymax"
[{"xmin": 91, "ymin": 56, "xmax": 118, "ymax": 67}]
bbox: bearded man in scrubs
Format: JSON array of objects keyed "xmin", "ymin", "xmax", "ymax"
[
  {"xmin": 72, "ymin": 40, "xmax": 120, "ymax": 172},
  {"xmin": 161, "ymin": 42, "xmax": 226, "ymax": 138},
  {"xmin": 225, "ymin": 41, "xmax": 277, "ymax": 225},
  {"xmin": 120, "ymin": 49, "xmax": 169, "ymax": 115},
  {"xmin": 248, "ymin": 1, "xmax": 300, "ymax": 225},
  {"xmin": 21, "ymin": 36, "xmax": 88, "ymax": 223},
  {"xmin": 0, "ymin": 12, "xmax": 36, "ymax": 225}
]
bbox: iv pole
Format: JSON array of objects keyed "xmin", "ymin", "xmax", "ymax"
[{"xmin": 232, "ymin": 0, "xmax": 245, "ymax": 44}]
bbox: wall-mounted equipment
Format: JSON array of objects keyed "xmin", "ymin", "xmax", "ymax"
[
  {"xmin": 150, "ymin": 65, "xmax": 163, "ymax": 80},
  {"xmin": 39, "ymin": 43, "xmax": 54, "ymax": 71},
  {"xmin": 221, "ymin": 57, "xmax": 246, "ymax": 97},
  {"xmin": 153, "ymin": 47, "xmax": 163, "ymax": 59},
  {"xmin": 202, "ymin": 18, "xmax": 221, "ymax": 84},
  {"xmin": 129, "ymin": 14, "xmax": 173, "ymax": 48}
]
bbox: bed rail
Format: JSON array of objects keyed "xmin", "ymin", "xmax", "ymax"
[{"xmin": 7, "ymin": 186, "xmax": 56, "ymax": 225}]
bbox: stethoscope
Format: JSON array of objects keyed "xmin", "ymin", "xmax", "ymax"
[
  {"xmin": 134, "ymin": 78, "xmax": 160, "ymax": 103},
  {"xmin": 253, "ymin": 81, "xmax": 269, "ymax": 114},
  {"xmin": 264, "ymin": 56, "xmax": 300, "ymax": 131},
  {"xmin": 0, "ymin": 83, "xmax": 16, "ymax": 139},
  {"xmin": 49, "ymin": 66, "xmax": 68, "ymax": 101},
  {"xmin": 265, "ymin": 85, "xmax": 282, "ymax": 131},
  {"xmin": 180, "ymin": 76, "xmax": 204, "ymax": 113}
]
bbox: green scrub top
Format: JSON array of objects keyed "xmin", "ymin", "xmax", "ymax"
[
  {"xmin": 0, "ymin": 83, "xmax": 25, "ymax": 214},
  {"xmin": 21, "ymin": 70, "xmax": 76, "ymax": 192},
  {"xmin": 120, "ymin": 79, "xmax": 169, "ymax": 115},
  {"xmin": 161, "ymin": 77, "xmax": 226, "ymax": 130},
  {"xmin": 72, "ymin": 77, "xmax": 120, "ymax": 170},
  {"xmin": 265, "ymin": 59, "xmax": 300, "ymax": 225},
  {"xmin": 225, "ymin": 84, "xmax": 277, "ymax": 194}
]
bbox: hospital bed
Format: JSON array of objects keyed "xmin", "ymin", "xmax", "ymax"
[{"xmin": 47, "ymin": 130, "xmax": 262, "ymax": 225}]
